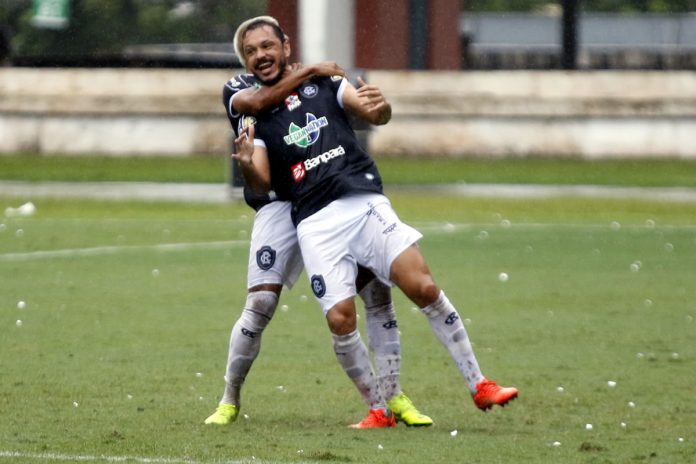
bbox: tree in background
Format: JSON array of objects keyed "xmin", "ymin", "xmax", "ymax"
[
  {"xmin": 3, "ymin": 0, "xmax": 694, "ymax": 60},
  {"xmin": 583, "ymin": 0, "xmax": 694, "ymax": 12},
  {"xmin": 463, "ymin": 0, "xmax": 694, "ymax": 12},
  {"xmin": 3, "ymin": 0, "xmax": 266, "ymax": 58}
]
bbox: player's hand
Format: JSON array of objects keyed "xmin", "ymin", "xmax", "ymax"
[
  {"xmin": 355, "ymin": 76, "xmax": 388, "ymax": 113},
  {"xmin": 312, "ymin": 61, "xmax": 345, "ymax": 78},
  {"xmin": 284, "ymin": 62, "xmax": 305, "ymax": 77},
  {"xmin": 231, "ymin": 124, "xmax": 255, "ymax": 167}
]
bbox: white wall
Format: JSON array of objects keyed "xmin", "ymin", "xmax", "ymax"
[
  {"xmin": 367, "ymin": 70, "xmax": 696, "ymax": 158},
  {"xmin": 1, "ymin": 68, "xmax": 695, "ymax": 159},
  {"xmin": 299, "ymin": 0, "xmax": 354, "ymax": 68}
]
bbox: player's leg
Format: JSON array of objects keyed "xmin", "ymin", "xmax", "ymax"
[
  {"xmin": 350, "ymin": 193, "xmax": 517, "ymax": 411},
  {"xmin": 390, "ymin": 244, "xmax": 518, "ymax": 410},
  {"xmin": 355, "ymin": 268, "xmax": 400, "ymax": 401},
  {"xmin": 209, "ymin": 284, "xmax": 280, "ymax": 420},
  {"xmin": 325, "ymin": 297, "xmax": 394, "ymax": 428},
  {"xmin": 356, "ymin": 267, "xmax": 432, "ymax": 426},
  {"xmin": 206, "ymin": 202, "xmax": 300, "ymax": 425},
  {"xmin": 298, "ymin": 206, "xmax": 393, "ymax": 428},
  {"xmin": 206, "ymin": 284, "xmax": 280, "ymax": 425}
]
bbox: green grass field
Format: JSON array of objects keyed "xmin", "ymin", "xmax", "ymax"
[
  {"xmin": 3, "ymin": 153, "xmax": 696, "ymax": 187},
  {"xmin": 1, "ymin": 188, "xmax": 695, "ymax": 463},
  {"xmin": 1, "ymin": 155, "xmax": 695, "ymax": 463}
]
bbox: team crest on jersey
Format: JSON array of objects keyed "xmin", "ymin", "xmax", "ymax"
[
  {"xmin": 311, "ymin": 274, "xmax": 326, "ymax": 298},
  {"xmin": 283, "ymin": 113, "xmax": 328, "ymax": 147},
  {"xmin": 229, "ymin": 77, "xmax": 241, "ymax": 87},
  {"xmin": 300, "ymin": 83, "xmax": 318, "ymax": 98},
  {"xmin": 285, "ymin": 92, "xmax": 301, "ymax": 111},
  {"xmin": 256, "ymin": 246, "xmax": 276, "ymax": 270}
]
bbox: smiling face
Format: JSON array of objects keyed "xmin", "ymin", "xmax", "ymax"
[{"xmin": 242, "ymin": 24, "xmax": 290, "ymax": 86}]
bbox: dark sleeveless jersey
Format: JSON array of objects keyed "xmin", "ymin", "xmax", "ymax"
[
  {"xmin": 222, "ymin": 73, "xmax": 285, "ymax": 211},
  {"xmin": 252, "ymin": 76, "xmax": 383, "ymax": 225}
]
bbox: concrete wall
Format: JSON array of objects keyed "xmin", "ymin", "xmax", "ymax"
[
  {"xmin": 0, "ymin": 68, "xmax": 231, "ymax": 156},
  {"xmin": 1, "ymin": 68, "xmax": 695, "ymax": 159},
  {"xmin": 368, "ymin": 70, "xmax": 696, "ymax": 158}
]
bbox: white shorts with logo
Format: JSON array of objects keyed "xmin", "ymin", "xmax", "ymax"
[
  {"xmin": 247, "ymin": 201, "xmax": 304, "ymax": 289},
  {"xmin": 296, "ymin": 193, "xmax": 423, "ymax": 314}
]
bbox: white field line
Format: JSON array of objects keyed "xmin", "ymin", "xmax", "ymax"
[
  {"xmin": 0, "ymin": 240, "xmax": 246, "ymax": 262},
  {"xmin": 0, "ymin": 450, "xmax": 204, "ymax": 463},
  {"xmin": 0, "ymin": 450, "xmax": 299, "ymax": 464},
  {"xmin": 412, "ymin": 221, "xmax": 696, "ymax": 233},
  {"xmin": 1, "ymin": 221, "xmax": 694, "ymax": 263}
]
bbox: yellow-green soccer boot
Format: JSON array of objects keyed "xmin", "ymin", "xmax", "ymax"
[
  {"xmin": 204, "ymin": 403, "xmax": 239, "ymax": 425},
  {"xmin": 388, "ymin": 392, "xmax": 433, "ymax": 427}
]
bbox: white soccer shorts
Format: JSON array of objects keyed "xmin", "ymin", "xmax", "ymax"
[
  {"xmin": 247, "ymin": 201, "xmax": 304, "ymax": 289},
  {"xmin": 296, "ymin": 193, "xmax": 423, "ymax": 314}
]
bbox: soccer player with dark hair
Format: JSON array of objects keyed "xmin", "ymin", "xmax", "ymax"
[
  {"xmin": 232, "ymin": 16, "xmax": 518, "ymax": 428},
  {"xmin": 204, "ymin": 16, "xmax": 432, "ymax": 428}
]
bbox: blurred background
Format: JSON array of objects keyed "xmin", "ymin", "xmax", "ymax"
[
  {"xmin": 2, "ymin": 0, "xmax": 696, "ymax": 69},
  {"xmin": 1, "ymin": 0, "xmax": 695, "ymax": 160}
]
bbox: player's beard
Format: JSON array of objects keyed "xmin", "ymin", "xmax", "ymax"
[{"xmin": 255, "ymin": 55, "xmax": 287, "ymax": 87}]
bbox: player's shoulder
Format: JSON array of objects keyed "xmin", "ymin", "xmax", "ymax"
[
  {"xmin": 313, "ymin": 74, "xmax": 345, "ymax": 86},
  {"xmin": 223, "ymin": 73, "xmax": 261, "ymax": 93},
  {"xmin": 304, "ymin": 75, "xmax": 345, "ymax": 98}
]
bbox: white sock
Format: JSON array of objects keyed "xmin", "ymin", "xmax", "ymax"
[
  {"xmin": 421, "ymin": 291, "xmax": 484, "ymax": 394},
  {"xmin": 332, "ymin": 329, "xmax": 386, "ymax": 411},
  {"xmin": 222, "ymin": 291, "xmax": 278, "ymax": 406},
  {"xmin": 359, "ymin": 279, "xmax": 401, "ymax": 402}
]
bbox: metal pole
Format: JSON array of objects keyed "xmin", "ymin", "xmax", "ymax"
[
  {"xmin": 561, "ymin": 0, "xmax": 578, "ymax": 70},
  {"xmin": 409, "ymin": 0, "xmax": 428, "ymax": 69}
]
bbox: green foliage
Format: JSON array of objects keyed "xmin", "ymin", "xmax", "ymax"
[
  {"xmin": 582, "ymin": 0, "xmax": 693, "ymax": 13},
  {"xmin": 6, "ymin": 0, "xmax": 694, "ymax": 58},
  {"xmin": 14, "ymin": 0, "xmax": 133, "ymax": 55},
  {"xmin": 465, "ymin": 0, "xmax": 551, "ymax": 12},
  {"xmin": 8, "ymin": 0, "xmax": 266, "ymax": 56},
  {"xmin": 463, "ymin": 0, "xmax": 693, "ymax": 12}
]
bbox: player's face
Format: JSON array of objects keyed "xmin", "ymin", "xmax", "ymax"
[{"xmin": 242, "ymin": 25, "xmax": 289, "ymax": 86}]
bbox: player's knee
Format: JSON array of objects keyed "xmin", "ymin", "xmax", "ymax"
[
  {"xmin": 326, "ymin": 300, "xmax": 357, "ymax": 335},
  {"xmin": 409, "ymin": 278, "xmax": 440, "ymax": 308},
  {"xmin": 240, "ymin": 290, "xmax": 279, "ymax": 333},
  {"xmin": 245, "ymin": 290, "xmax": 279, "ymax": 317}
]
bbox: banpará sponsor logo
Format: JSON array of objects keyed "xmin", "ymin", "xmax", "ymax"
[
  {"xmin": 291, "ymin": 145, "xmax": 345, "ymax": 182},
  {"xmin": 304, "ymin": 145, "xmax": 345, "ymax": 170}
]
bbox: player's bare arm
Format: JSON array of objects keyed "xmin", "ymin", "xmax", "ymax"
[
  {"xmin": 341, "ymin": 76, "xmax": 392, "ymax": 126},
  {"xmin": 233, "ymin": 61, "xmax": 346, "ymax": 115},
  {"xmin": 231, "ymin": 124, "xmax": 271, "ymax": 194}
]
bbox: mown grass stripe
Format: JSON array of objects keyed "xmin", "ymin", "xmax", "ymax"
[
  {"xmin": 0, "ymin": 240, "xmax": 245, "ymax": 262},
  {"xmin": 0, "ymin": 450, "xmax": 296, "ymax": 464}
]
